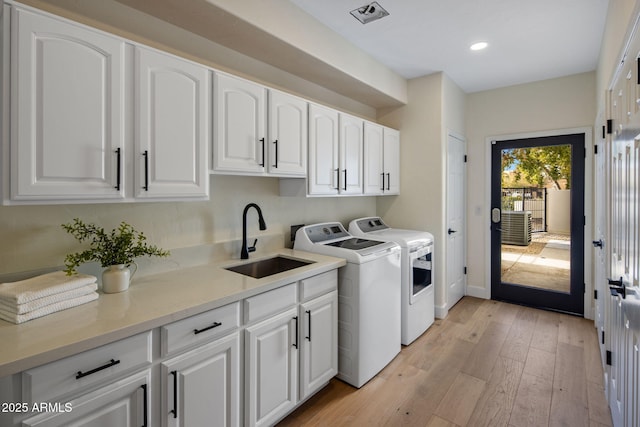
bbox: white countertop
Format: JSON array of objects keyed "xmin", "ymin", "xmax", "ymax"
[{"xmin": 0, "ymin": 249, "xmax": 346, "ymax": 377}]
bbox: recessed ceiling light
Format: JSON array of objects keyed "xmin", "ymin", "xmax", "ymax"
[{"xmin": 470, "ymin": 41, "xmax": 489, "ymax": 51}]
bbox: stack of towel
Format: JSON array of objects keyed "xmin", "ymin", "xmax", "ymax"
[{"xmin": 0, "ymin": 271, "xmax": 99, "ymax": 324}]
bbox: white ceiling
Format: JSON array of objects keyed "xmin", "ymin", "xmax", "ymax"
[{"xmin": 289, "ymin": 0, "xmax": 610, "ymax": 93}]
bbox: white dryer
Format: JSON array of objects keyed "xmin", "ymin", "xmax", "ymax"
[
  {"xmin": 349, "ymin": 217, "xmax": 434, "ymax": 345},
  {"xmin": 294, "ymin": 222, "xmax": 401, "ymax": 388}
]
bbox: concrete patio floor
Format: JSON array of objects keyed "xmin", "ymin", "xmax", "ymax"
[{"xmin": 501, "ymin": 235, "xmax": 571, "ymax": 293}]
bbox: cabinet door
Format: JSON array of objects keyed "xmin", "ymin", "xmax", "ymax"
[
  {"xmin": 363, "ymin": 121, "xmax": 385, "ymax": 195},
  {"xmin": 245, "ymin": 307, "xmax": 298, "ymax": 427},
  {"xmin": 213, "ymin": 73, "xmax": 266, "ymax": 174},
  {"xmin": 268, "ymin": 90, "xmax": 307, "ymax": 177},
  {"xmin": 339, "ymin": 114, "xmax": 364, "ymax": 195},
  {"xmin": 22, "ymin": 370, "xmax": 150, "ymax": 427},
  {"xmin": 308, "ymin": 104, "xmax": 339, "ymax": 195},
  {"xmin": 383, "ymin": 127, "xmax": 401, "ymax": 195},
  {"xmin": 135, "ymin": 47, "xmax": 209, "ymax": 199},
  {"xmin": 12, "ymin": 7, "xmax": 125, "ymax": 200},
  {"xmin": 300, "ymin": 290, "xmax": 338, "ymax": 400},
  {"xmin": 162, "ymin": 332, "xmax": 240, "ymax": 427}
]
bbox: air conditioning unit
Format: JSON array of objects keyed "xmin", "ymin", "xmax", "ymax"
[{"xmin": 501, "ymin": 211, "xmax": 532, "ymax": 246}]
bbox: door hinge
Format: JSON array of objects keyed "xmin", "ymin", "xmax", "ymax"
[
  {"xmin": 602, "ymin": 125, "xmax": 606, "ymax": 139},
  {"xmin": 606, "ymin": 350, "xmax": 612, "ymax": 366},
  {"xmin": 607, "ymin": 119, "xmax": 613, "ymax": 134},
  {"xmin": 594, "ymin": 289, "xmax": 598, "ymax": 299},
  {"xmin": 583, "ymin": 282, "xmax": 586, "ymax": 293},
  {"xmin": 594, "ymin": 144, "xmax": 598, "ymax": 155},
  {"xmin": 464, "ymin": 266, "xmax": 467, "ymax": 275},
  {"xmin": 637, "ymin": 57, "xmax": 640, "ymax": 84},
  {"xmin": 601, "ymin": 330, "xmax": 605, "ymax": 344},
  {"xmin": 464, "ymin": 155, "xmax": 468, "ymax": 163}
]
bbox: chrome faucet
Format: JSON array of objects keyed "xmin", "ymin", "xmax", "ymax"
[{"xmin": 241, "ymin": 203, "xmax": 267, "ymax": 259}]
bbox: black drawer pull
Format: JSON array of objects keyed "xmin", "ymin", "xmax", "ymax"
[
  {"xmin": 142, "ymin": 150, "xmax": 149, "ymax": 191},
  {"xmin": 193, "ymin": 321, "xmax": 222, "ymax": 335},
  {"xmin": 293, "ymin": 316, "xmax": 299, "ymax": 348},
  {"xmin": 76, "ymin": 358, "xmax": 120, "ymax": 379},
  {"xmin": 141, "ymin": 383, "xmax": 148, "ymax": 427},
  {"xmin": 114, "ymin": 147, "xmax": 121, "ymax": 191},
  {"xmin": 170, "ymin": 370, "xmax": 178, "ymax": 419}
]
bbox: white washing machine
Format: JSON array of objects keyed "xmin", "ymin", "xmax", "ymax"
[
  {"xmin": 294, "ymin": 222, "xmax": 401, "ymax": 388},
  {"xmin": 349, "ymin": 217, "xmax": 434, "ymax": 345}
]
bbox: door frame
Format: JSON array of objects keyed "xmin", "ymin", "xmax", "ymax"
[{"xmin": 483, "ymin": 127, "xmax": 594, "ymax": 319}]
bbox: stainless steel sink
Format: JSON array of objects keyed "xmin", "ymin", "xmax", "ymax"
[{"xmin": 225, "ymin": 256, "xmax": 314, "ymax": 279}]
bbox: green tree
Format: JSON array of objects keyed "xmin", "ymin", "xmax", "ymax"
[{"xmin": 502, "ymin": 145, "xmax": 571, "ymax": 189}]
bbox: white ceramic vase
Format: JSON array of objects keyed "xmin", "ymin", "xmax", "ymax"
[{"xmin": 102, "ymin": 264, "xmax": 137, "ymax": 293}]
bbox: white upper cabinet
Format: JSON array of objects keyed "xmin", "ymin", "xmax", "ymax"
[
  {"xmin": 213, "ymin": 74, "xmax": 307, "ymax": 177},
  {"xmin": 339, "ymin": 114, "xmax": 364, "ymax": 195},
  {"xmin": 135, "ymin": 47, "xmax": 209, "ymax": 199},
  {"xmin": 363, "ymin": 122, "xmax": 400, "ymax": 195},
  {"xmin": 383, "ymin": 127, "xmax": 400, "ymax": 195},
  {"xmin": 308, "ymin": 104, "xmax": 340, "ymax": 195},
  {"xmin": 11, "ymin": 6, "xmax": 126, "ymax": 201},
  {"xmin": 268, "ymin": 90, "xmax": 307, "ymax": 177},
  {"xmin": 213, "ymin": 73, "xmax": 267, "ymax": 174}
]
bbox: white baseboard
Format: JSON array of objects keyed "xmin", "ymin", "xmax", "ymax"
[
  {"xmin": 466, "ymin": 284, "xmax": 489, "ymax": 299},
  {"xmin": 435, "ymin": 304, "xmax": 448, "ymax": 319}
]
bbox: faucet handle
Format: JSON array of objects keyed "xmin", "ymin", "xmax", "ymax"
[{"xmin": 248, "ymin": 238, "xmax": 258, "ymax": 253}]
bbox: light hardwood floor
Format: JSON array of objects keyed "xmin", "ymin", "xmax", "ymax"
[{"xmin": 278, "ymin": 297, "xmax": 613, "ymax": 427}]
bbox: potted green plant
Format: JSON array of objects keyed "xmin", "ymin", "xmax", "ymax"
[{"xmin": 62, "ymin": 218, "xmax": 170, "ymax": 293}]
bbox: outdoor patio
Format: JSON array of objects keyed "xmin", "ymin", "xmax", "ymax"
[{"xmin": 501, "ymin": 232, "xmax": 571, "ymax": 293}]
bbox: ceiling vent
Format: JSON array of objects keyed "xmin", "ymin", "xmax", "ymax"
[{"xmin": 350, "ymin": 2, "xmax": 389, "ymax": 24}]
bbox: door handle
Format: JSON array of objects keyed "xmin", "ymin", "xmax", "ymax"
[
  {"xmin": 592, "ymin": 239, "xmax": 604, "ymax": 248},
  {"xmin": 448, "ymin": 228, "xmax": 457, "ymax": 235},
  {"xmin": 608, "ymin": 277, "xmax": 626, "ymax": 299}
]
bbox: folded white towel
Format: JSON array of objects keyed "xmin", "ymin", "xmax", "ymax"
[
  {"xmin": 0, "ymin": 283, "xmax": 98, "ymax": 314},
  {"xmin": 0, "ymin": 271, "xmax": 97, "ymax": 305},
  {"xmin": 0, "ymin": 292, "xmax": 99, "ymax": 324}
]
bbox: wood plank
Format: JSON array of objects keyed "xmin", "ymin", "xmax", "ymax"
[
  {"xmin": 549, "ymin": 342, "xmax": 589, "ymax": 427},
  {"xmin": 508, "ymin": 372, "xmax": 552, "ymax": 427},
  {"xmin": 434, "ymin": 372, "xmax": 486, "ymax": 426},
  {"xmin": 582, "ymin": 321, "xmax": 605, "ymax": 386},
  {"xmin": 586, "ymin": 380, "xmax": 613, "ymax": 426},
  {"xmin": 500, "ymin": 308, "xmax": 538, "ymax": 362},
  {"xmin": 462, "ymin": 321, "xmax": 511, "ymax": 381},
  {"xmin": 530, "ymin": 309, "xmax": 560, "ymax": 353},
  {"xmin": 467, "ymin": 356, "xmax": 525, "ymax": 427},
  {"xmin": 558, "ymin": 314, "xmax": 588, "ymax": 348},
  {"xmin": 427, "ymin": 415, "xmax": 460, "ymax": 427},
  {"xmin": 523, "ymin": 347, "xmax": 556, "ymax": 381},
  {"xmin": 455, "ymin": 298, "xmax": 503, "ymax": 344}
]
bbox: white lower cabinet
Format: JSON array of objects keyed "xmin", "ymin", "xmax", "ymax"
[
  {"xmin": 245, "ymin": 307, "xmax": 299, "ymax": 427},
  {"xmin": 161, "ymin": 332, "xmax": 240, "ymax": 427},
  {"xmin": 300, "ymin": 290, "xmax": 338, "ymax": 400},
  {"xmin": 22, "ymin": 370, "xmax": 151, "ymax": 427}
]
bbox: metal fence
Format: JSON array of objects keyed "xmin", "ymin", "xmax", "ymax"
[{"xmin": 501, "ymin": 187, "xmax": 547, "ymax": 233}]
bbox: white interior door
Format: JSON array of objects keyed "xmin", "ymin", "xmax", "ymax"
[{"xmin": 446, "ymin": 132, "xmax": 466, "ymax": 309}]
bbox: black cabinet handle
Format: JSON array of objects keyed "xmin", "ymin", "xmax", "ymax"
[
  {"xmin": 114, "ymin": 147, "xmax": 121, "ymax": 191},
  {"xmin": 386, "ymin": 173, "xmax": 390, "ymax": 190},
  {"xmin": 193, "ymin": 321, "xmax": 222, "ymax": 335},
  {"xmin": 343, "ymin": 170, "xmax": 347, "ymax": 191},
  {"xmin": 305, "ymin": 310, "xmax": 311, "ymax": 341},
  {"xmin": 334, "ymin": 169, "xmax": 340, "ymax": 190},
  {"xmin": 380, "ymin": 172, "xmax": 385, "ymax": 190},
  {"xmin": 170, "ymin": 371, "xmax": 178, "ymax": 419},
  {"xmin": 293, "ymin": 316, "xmax": 299, "ymax": 348},
  {"xmin": 142, "ymin": 150, "xmax": 149, "ymax": 191},
  {"xmin": 273, "ymin": 140, "xmax": 278, "ymax": 168},
  {"xmin": 259, "ymin": 138, "xmax": 265, "ymax": 167},
  {"xmin": 141, "ymin": 383, "xmax": 148, "ymax": 427},
  {"xmin": 76, "ymin": 359, "xmax": 120, "ymax": 379}
]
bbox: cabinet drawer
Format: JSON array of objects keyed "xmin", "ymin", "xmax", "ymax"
[
  {"xmin": 300, "ymin": 270, "xmax": 338, "ymax": 302},
  {"xmin": 161, "ymin": 302, "xmax": 240, "ymax": 356},
  {"xmin": 22, "ymin": 331, "xmax": 152, "ymax": 403},
  {"xmin": 244, "ymin": 283, "xmax": 297, "ymax": 324}
]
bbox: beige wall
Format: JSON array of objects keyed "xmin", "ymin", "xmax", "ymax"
[
  {"xmin": 465, "ymin": 72, "xmax": 597, "ymax": 297},
  {"xmin": 377, "ymin": 72, "xmax": 466, "ymax": 314},
  {"xmin": 0, "ymin": 176, "xmax": 377, "ymax": 276}
]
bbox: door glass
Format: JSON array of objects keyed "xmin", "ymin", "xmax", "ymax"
[{"xmin": 500, "ymin": 144, "xmax": 571, "ymax": 293}]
